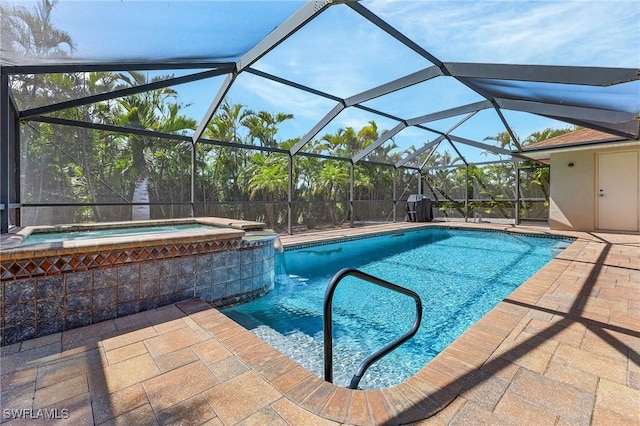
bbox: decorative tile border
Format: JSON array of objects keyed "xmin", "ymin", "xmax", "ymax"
[
  {"xmin": 0, "ymin": 239, "xmax": 270, "ymax": 282},
  {"xmin": 1, "ymin": 238, "xmax": 275, "ymax": 345}
]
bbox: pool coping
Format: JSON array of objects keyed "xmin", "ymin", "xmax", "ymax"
[
  {"xmin": 267, "ymin": 222, "xmax": 584, "ymax": 422},
  {"xmin": 175, "ymin": 222, "xmax": 638, "ymax": 424},
  {"xmin": 1, "ymin": 222, "xmax": 638, "ymax": 425},
  {"xmin": 267, "ymin": 222, "xmax": 639, "ymax": 423},
  {"xmin": 0, "ymin": 217, "xmax": 266, "ymax": 255}
]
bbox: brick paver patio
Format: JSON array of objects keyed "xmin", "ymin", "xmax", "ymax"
[{"xmin": 1, "ymin": 223, "xmax": 638, "ymax": 425}]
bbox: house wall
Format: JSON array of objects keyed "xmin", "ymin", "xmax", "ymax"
[{"xmin": 549, "ymin": 145, "xmax": 640, "ymax": 232}]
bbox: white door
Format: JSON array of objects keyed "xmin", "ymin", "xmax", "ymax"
[{"xmin": 597, "ymin": 151, "xmax": 639, "ymax": 231}]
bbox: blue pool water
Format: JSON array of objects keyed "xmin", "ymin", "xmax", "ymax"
[
  {"xmin": 22, "ymin": 223, "xmax": 213, "ymax": 245},
  {"xmin": 222, "ymin": 228, "xmax": 571, "ymax": 389}
]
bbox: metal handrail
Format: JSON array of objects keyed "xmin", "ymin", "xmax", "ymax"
[{"xmin": 323, "ymin": 267, "xmax": 423, "ymax": 389}]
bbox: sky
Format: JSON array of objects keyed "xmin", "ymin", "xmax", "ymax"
[{"xmin": 6, "ymin": 0, "xmax": 640, "ymax": 164}]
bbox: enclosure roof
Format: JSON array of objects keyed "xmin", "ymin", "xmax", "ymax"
[
  {"xmin": 0, "ymin": 1, "xmax": 306, "ymax": 68},
  {"xmin": 2, "ymin": 0, "xmax": 639, "ymax": 168}
]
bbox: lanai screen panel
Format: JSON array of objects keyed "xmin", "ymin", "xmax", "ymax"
[
  {"xmin": 1, "ymin": 1, "xmax": 304, "ymax": 66},
  {"xmin": 1, "ymin": 0, "xmax": 639, "ymax": 233},
  {"xmin": 465, "ymin": 78, "xmax": 640, "ymax": 138}
]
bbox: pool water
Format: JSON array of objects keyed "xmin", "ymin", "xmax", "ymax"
[
  {"xmin": 222, "ymin": 228, "xmax": 571, "ymax": 389},
  {"xmin": 22, "ymin": 223, "xmax": 213, "ymax": 244}
]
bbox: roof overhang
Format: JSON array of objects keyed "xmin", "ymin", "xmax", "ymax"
[{"xmin": 520, "ymin": 138, "xmax": 640, "ymax": 162}]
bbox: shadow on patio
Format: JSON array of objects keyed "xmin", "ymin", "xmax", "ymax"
[{"xmin": 384, "ymin": 239, "xmax": 639, "ymax": 425}]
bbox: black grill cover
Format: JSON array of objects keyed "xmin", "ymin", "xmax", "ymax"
[{"xmin": 406, "ymin": 194, "xmax": 433, "ymax": 222}]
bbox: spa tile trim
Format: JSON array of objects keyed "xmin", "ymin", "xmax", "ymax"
[
  {"xmin": 0, "ymin": 238, "xmax": 271, "ymax": 282},
  {"xmin": 1, "ymin": 238, "xmax": 275, "ymax": 345}
]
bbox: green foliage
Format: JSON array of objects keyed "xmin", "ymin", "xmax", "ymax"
[
  {"xmin": 424, "ymin": 126, "xmax": 567, "ymax": 220},
  {"xmin": 10, "ymin": 0, "xmax": 562, "ymax": 228},
  {"xmin": 1, "ymin": 0, "xmax": 75, "ymax": 60}
]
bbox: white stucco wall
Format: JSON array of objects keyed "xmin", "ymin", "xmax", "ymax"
[{"xmin": 549, "ymin": 146, "xmax": 640, "ymax": 232}]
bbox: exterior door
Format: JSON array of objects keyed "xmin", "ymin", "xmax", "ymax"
[{"xmin": 597, "ymin": 151, "xmax": 639, "ymax": 231}]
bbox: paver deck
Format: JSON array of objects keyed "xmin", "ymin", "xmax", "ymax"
[{"xmin": 1, "ymin": 222, "xmax": 638, "ymax": 425}]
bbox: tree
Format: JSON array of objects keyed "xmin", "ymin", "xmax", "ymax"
[
  {"xmin": 1, "ymin": 0, "xmax": 74, "ymax": 57},
  {"xmin": 203, "ymin": 102, "xmax": 254, "ymax": 207},
  {"xmin": 482, "ymin": 126, "xmax": 576, "ymax": 219},
  {"xmin": 243, "ymin": 111, "xmax": 293, "ymax": 148},
  {"xmin": 1, "ymin": 0, "xmax": 75, "ymax": 110},
  {"xmin": 420, "ymin": 150, "xmax": 468, "ymax": 217},
  {"xmin": 483, "ymin": 130, "xmax": 516, "ymax": 150},
  {"xmin": 1, "ymin": 0, "xmax": 80, "ymax": 225},
  {"xmin": 523, "ymin": 127, "xmax": 575, "ymax": 146},
  {"xmin": 115, "ymin": 72, "xmax": 196, "ymax": 220},
  {"xmin": 246, "ymin": 153, "xmax": 288, "ymax": 229},
  {"xmin": 520, "ymin": 126, "xmax": 575, "ymax": 217}
]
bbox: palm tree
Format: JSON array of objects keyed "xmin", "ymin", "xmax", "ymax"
[
  {"xmin": 482, "ymin": 126, "xmax": 575, "ymax": 219},
  {"xmin": 1, "ymin": 0, "xmax": 74, "ymax": 59},
  {"xmin": 206, "ymin": 101, "xmax": 254, "ymax": 142},
  {"xmin": 316, "ymin": 127, "xmax": 356, "ymax": 156},
  {"xmin": 246, "ymin": 153, "xmax": 288, "ymax": 229},
  {"xmin": 420, "ymin": 150, "xmax": 468, "ymax": 217},
  {"xmin": 482, "ymin": 130, "xmax": 519, "ymax": 160},
  {"xmin": 2, "ymin": 0, "xmax": 75, "ymax": 109},
  {"xmin": 522, "ymin": 127, "xmax": 575, "ymax": 146},
  {"xmin": 115, "ymin": 72, "xmax": 196, "ymax": 220},
  {"xmin": 203, "ymin": 102, "xmax": 255, "ymax": 207},
  {"xmin": 243, "ymin": 111, "xmax": 293, "ymax": 148},
  {"xmin": 520, "ymin": 127, "xmax": 574, "ymax": 217},
  {"xmin": 469, "ymin": 164, "xmax": 513, "ymax": 218},
  {"xmin": 1, "ymin": 0, "xmax": 78, "ymax": 225},
  {"xmin": 484, "ymin": 127, "xmax": 575, "ymax": 151},
  {"xmin": 358, "ymin": 121, "xmax": 400, "ymax": 163},
  {"xmin": 315, "ymin": 161, "xmax": 350, "ymax": 224}
]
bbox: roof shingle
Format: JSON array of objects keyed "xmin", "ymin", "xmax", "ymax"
[{"xmin": 524, "ymin": 128, "xmax": 623, "ymax": 150}]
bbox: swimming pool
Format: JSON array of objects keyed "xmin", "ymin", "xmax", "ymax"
[{"xmin": 222, "ymin": 228, "xmax": 571, "ymax": 389}]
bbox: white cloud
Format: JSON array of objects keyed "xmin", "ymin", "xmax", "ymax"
[
  {"xmin": 252, "ymin": 4, "xmax": 431, "ymax": 98},
  {"xmin": 193, "ymin": 0, "xmax": 638, "ymax": 159},
  {"xmin": 233, "ymin": 73, "xmax": 334, "ymax": 121},
  {"xmin": 368, "ymin": 0, "xmax": 640, "ymax": 67}
]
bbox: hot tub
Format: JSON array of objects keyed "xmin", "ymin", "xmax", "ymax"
[{"xmin": 0, "ymin": 218, "xmax": 276, "ymax": 345}]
